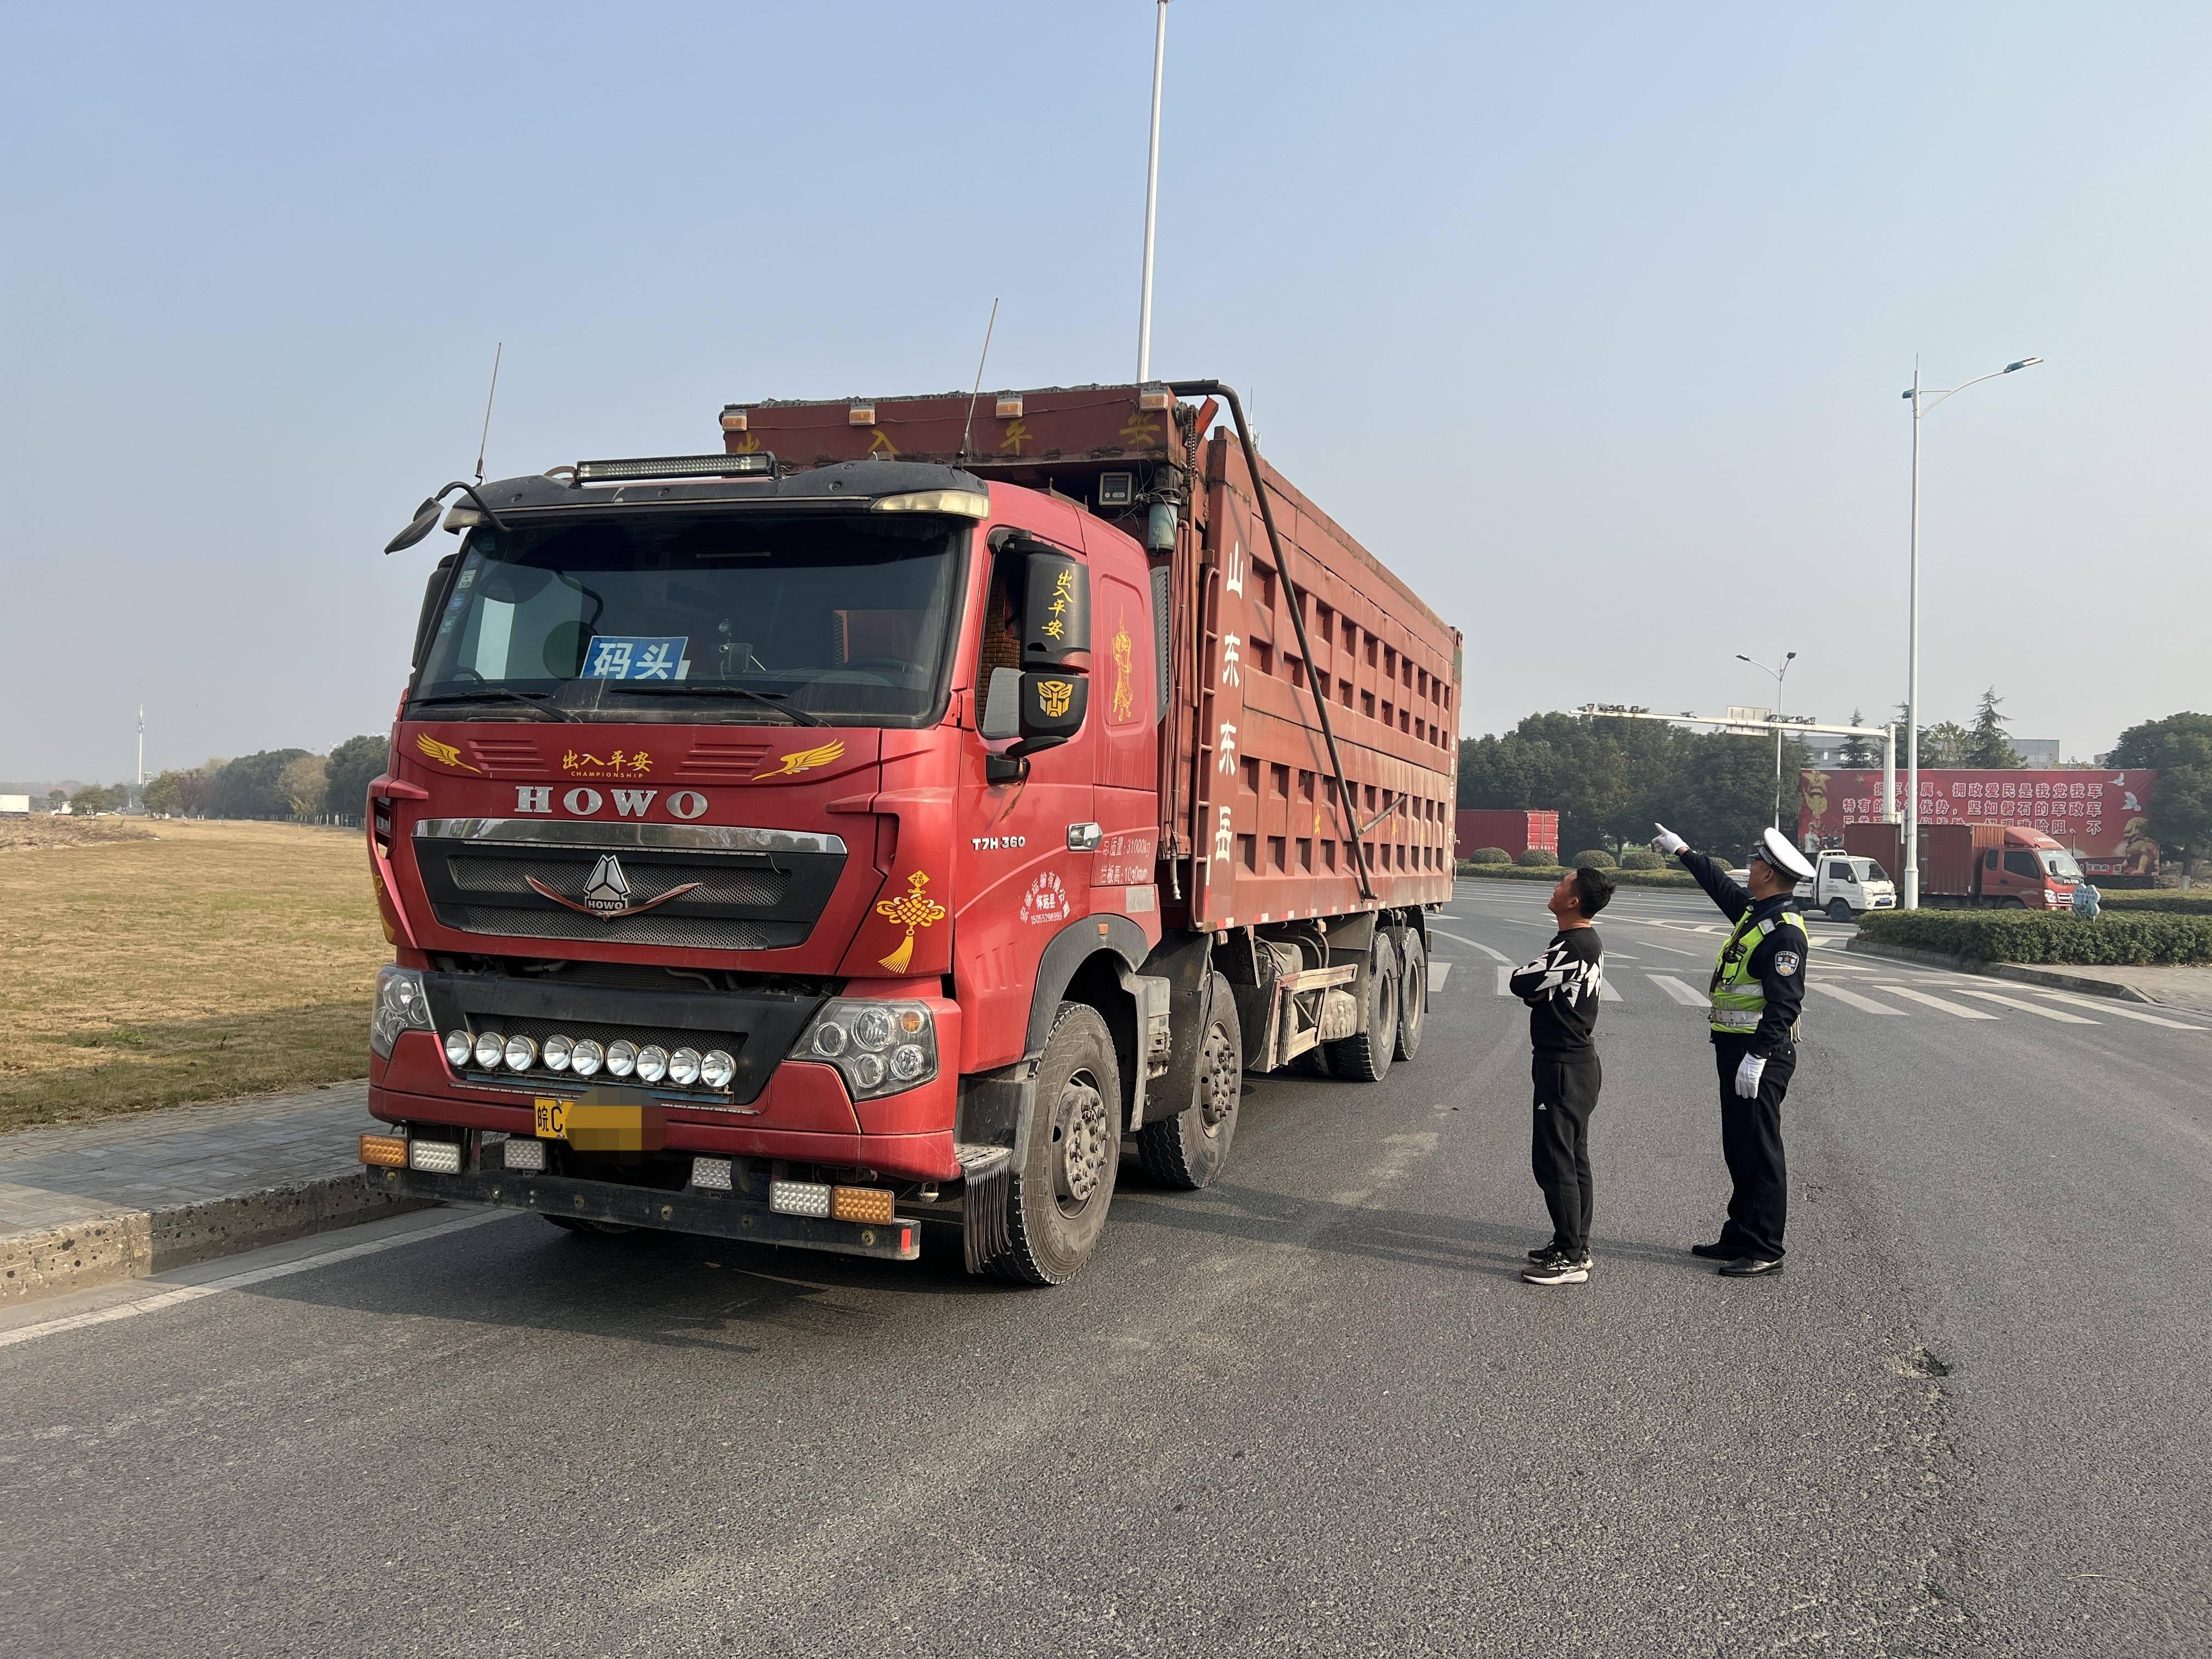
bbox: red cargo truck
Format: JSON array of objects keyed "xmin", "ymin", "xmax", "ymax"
[
  {"xmin": 359, "ymin": 381, "xmax": 1462, "ymax": 1283},
  {"xmin": 1842, "ymin": 822, "xmax": 2084, "ymax": 909},
  {"xmin": 1454, "ymin": 809, "xmax": 1558, "ymax": 862}
]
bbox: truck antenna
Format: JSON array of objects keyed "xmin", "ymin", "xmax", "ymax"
[
  {"xmin": 958, "ymin": 299, "xmax": 1000, "ymax": 462},
  {"xmin": 473, "ymin": 342, "xmax": 504, "ymax": 484}
]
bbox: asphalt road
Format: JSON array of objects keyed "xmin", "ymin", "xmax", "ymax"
[{"xmin": 4, "ymin": 879, "xmax": 2207, "ymax": 1657}]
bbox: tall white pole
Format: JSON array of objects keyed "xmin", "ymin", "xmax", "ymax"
[
  {"xmin": 1136, "ymin": 0, "xmax": 1169, "ymax": 383},
  {"xmin": 137, "ymin": 704, "xmax": 145, "ymax": 790},
  {"xmin": 1904, "ymin": 360, "xmax": 1922, "ymax": 909},
  {"xmin": 1772, "ymin": 658, "xmax": 1788, "ymax": 832},
  {"xmin": 1882, "ymin": 724, "xmax": 1897, "ymax": 826}
]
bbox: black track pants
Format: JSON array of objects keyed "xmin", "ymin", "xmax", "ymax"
[
  {"xmin": 1712, "ymin": 1038, "xmax": 1793, "ymax": 1260},
  {"xmin": 1530, "ymin": 1054, "xmax": 1602, "ymax": 1257}
]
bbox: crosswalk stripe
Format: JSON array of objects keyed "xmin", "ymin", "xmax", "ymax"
[
  {"xmin": 1647, "ymin": 974, "xmax": 1707, "ymax": 1007},
  {"xmin": 1808, "ymin": 981, "xmax": 1910, "ymax": 1017},
  {"xmin": 1948, "ymin": 988, "xmax": 2098, "ymax": 1023},
  {"xmin": 1429, "ymin": 961, "xmax": 1452, "ymax": 989},
  {"xmin": 1431, "ymin": 928, "xmax": 1509, "ymax": 962},
  {"xmin": 1877, "ymin": 984, "xmax": 1999, "ymax": 1019},
  {"xmin": 1496, "ymin": 965, "xmax": 1515, "ymax": 996},
  {"xmin": 2026, "ymin": 989, "xmax": 2207, "ymax": 1030},
  {"xmin": 1598, "ymin": 980, "xmax": 1622, "ymax": 1002}
]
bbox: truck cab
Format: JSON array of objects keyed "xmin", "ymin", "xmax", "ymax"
[
  {"xmin": 1978, "ymin": 826, "xmax": 2084, "ymax": 910},
  {"xmin": 1796, "ymin": 853, "xmax": 1895, "ymax": 921}
]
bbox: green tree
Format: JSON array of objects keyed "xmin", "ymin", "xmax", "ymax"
[
  {"xmin": 142, "ymin": 770, "xmax": 184, "ymax": 815},
  {"xmin": 324, "ymin": 735, "xmax": 389, "ymax": 824},
  {"xmin": 69, "ymin": 784, "xmax": 125, "ymax": 815},
  {"xmin": 1965, "ymin": 687, "xmax": 2024, "ymax": 768},
  {"xmin": 45, "ymin": 789, "xmax": 65, "ymax": 811},
  {"xmin": 1840, "ymin": 709, "xmax": 1877, "ymax": 769},
  {"xmin": 2109, "ymin": 712, "xmax": 2212, "ymax": 881},
  {"xmin": 210, "ymin": 749, "xmax": 310, "ymax": 819},
  {"xmin": 279, "ymin": 754, "xmax": 329, "ymax": 821}
]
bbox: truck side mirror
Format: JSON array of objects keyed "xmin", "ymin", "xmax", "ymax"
[{"xmin": 979, "ymin": 665, "xmax": 1088, "ymax": 783}]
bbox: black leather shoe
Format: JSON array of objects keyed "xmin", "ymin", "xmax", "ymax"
[
  {"xmin": 1690, "ymin": 1240, "xmax": 1734, "ymax": 1260},
  {"xmin": 1718, "ymin": 1256, "xmax": 1785, "ymax": 1277}
]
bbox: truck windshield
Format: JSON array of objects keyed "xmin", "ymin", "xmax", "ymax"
[
  {"xmin": 2041, "ymin": 849, "xmax": 2084, "ymax": 882},
  {"xmin": 411, "ymin": 512, "xmax": 968, "ymax": 725},
  {"xmin": 1860, "ymin": 860, "xmax": 1890, "ymax": 882}
]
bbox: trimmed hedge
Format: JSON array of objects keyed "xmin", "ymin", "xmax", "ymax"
[
  {"xmin": 1570, "ymin": 848, "xmax": 1617, "ymax": 869},
  {"xmin": 2072, "ymin": 872, "xmax": 2159, "ymax": 890},
  {"xmin": 1515, "ymin": 847, "xmax": 1555, "ymax": 867},
  {"xmin": 1618, "ymin": 848, "xmax": 1666, "ymax": 871},
  {"xmin": 1465, "ymin": 845, "xmax": 1512, "ymax": 865},
  {"xmin": 1458, "ymin": 861, "xmax": 1700, "ymax": 889},
  {"xmin": 2092, "ymin": 890, "xmax": 2212, "ymax": 916},
  {"xmin": 1856, "ymin": 908, "xmax": 2212, "ymax": 965}
]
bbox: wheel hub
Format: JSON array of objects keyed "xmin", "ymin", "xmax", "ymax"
[
  {"xmin": 1199, "ymin": 1026, "xmax": 1239, "ymax": 1130},
  {"xmin": 1056, "ymin": 1074, "xmax": 1110, "ymax": 1202}
]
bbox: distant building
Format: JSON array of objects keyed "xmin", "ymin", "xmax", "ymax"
[{"xmin": 2014, "ymin": 737, "xmax": 2061, "ymax": 768}]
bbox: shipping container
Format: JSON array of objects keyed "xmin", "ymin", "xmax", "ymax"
[{"xmin": 1454, "ymin": 809, "xmax": 1558, "ymax": 861}]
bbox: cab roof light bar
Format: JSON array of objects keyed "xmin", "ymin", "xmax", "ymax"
[{"xmin": 573, "ymin": 453, "xmax": 781, "ymax": 484}]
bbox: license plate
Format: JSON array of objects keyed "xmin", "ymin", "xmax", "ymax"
[{"xmin": 534, "ymin": 1093, "xmax": 664, "ymax": 1152}]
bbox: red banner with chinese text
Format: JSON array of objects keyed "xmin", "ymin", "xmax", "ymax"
[{"xmin": 1797, "ymin": 768, "xmax": 2160, "ymax": 873}]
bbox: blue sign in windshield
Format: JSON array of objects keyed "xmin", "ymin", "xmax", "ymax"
[{"xmin": 582, "ymin": 636, "xmax": 687, "ymax": 680}]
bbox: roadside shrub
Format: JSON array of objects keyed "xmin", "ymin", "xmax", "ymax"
[
  {"xmin": 1618, "ymin": 848, "xmax": 1664, "ymax": 870},
  {"xmin": 1515, "ymin": 847, "xmax": 1555, "ymax": 867},
  {"xmin": 1856, "ymin": 909, "xmax": 2212, "ymax": 966},
  {"xmin": 1466, "ymin": 845, "xmax": 1512, "ymax": 865},
  {"xmin": 1459, "ymin": 862, "xmax": 1696, "ymax": 888},
  {"xmin": 2073, "ymin": 872, "xmax": 2158, "ymax": 890},
  {"xmin": 2091, "ymin": 890, "xmax": 2212, "ymax": 916},
  {"xmin": 1569, "ymin": 848, "xmax": 1616, "ymax": 869}
]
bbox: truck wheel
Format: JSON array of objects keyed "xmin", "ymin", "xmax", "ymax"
[
  {"xmin": 1827, "ymin": 898, "xmax": 1853, "ymax": 922},
  {"xmin": 997, "ymin": 1002, "xmax": 1122, "ymax": 1285},
  {"xmin": 1138, "ymin": 973, "xmax": 1243, "ymax": 1190},
  {"xmin": 1325, "ymin": 933, "xmax": 1398, "ymax": 1084},
  {"xmin": 1393, "ymin": 930, "xmax": 1427, "ymax": 1062}
]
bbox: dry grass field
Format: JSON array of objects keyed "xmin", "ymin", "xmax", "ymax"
[{"xmin": 1, "ymin": 820, "xmax": 386, "ymax": 1131}]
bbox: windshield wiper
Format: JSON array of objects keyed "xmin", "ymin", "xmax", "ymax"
[
  {"xmin": 602, "ymin": 682, "xmax": 825, "ymax": 726},
  {"xmin": 408, "ymin": 688, "xmax": 576, "ymax": 722}
]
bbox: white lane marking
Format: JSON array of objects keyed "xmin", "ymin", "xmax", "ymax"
[
  {"xmin": 0, "ymin": 1209, "xmax": 510, "ymax": 1351},
  {"xmin": 1638, "ymin": 941, "xmax": 1699, "ymax": 956},
  {"xmin": 1429, "ymin": 961, "xmax": 1452, "ymax": 989},
  {"xmin": 1598, "ymin": 980, "xmax": 1622, "ymax": 1002},
  {"xmin": 2027, "ymin": 989, "xmax": 2207, "ymax": 1030},
  {"xmin": 1807, "ymin": 981, "xmax": 1911, "ymax": 1017},
  {"xmin": 1648, "ymin": 974, "xmax": 1707, "ymax": 1007},
  {"xmin": 1948, "ymin": 988, "xmax": 2099, "ymax": 1024},
  {"xmin": 1431, "ymin": 928, "xmax": 1509, "ymax": 962},
  {"xmin": 1877, "ymin": 984, "xmax": 2000, "ymax": 1019},
  {"xmin": 1496, "ymin": 966, "xmax": 1516, "ymax": 996}
]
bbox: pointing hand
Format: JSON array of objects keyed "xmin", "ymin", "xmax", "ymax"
[{"xmin": 1652, "ymin": 823, "xmax": 1688, "ymax": 855}]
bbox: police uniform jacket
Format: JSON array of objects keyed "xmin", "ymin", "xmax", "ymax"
[{"xmin": 1677, "ymin": 849, "xmax": 1808, "ymax": 1059}]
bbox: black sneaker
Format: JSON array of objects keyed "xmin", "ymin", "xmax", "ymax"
[
  {"xmin": 1527, "ymin": 1242, "xmax": 1566, "ymax": 1262},
  {"xmin": 1522, "ymin": 1254, "xmax": 1590, "ymax": 1285}
]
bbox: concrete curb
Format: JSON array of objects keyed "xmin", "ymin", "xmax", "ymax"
[
  {"xmin": 1846, "ymin": 938, "xmax": 2160, "ymax": 1002},
  {"xmin": 1, "ymin": 1172, "xmax": 435, "ymax": 1308}
]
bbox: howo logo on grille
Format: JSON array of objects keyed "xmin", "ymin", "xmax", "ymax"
[
  {"xmin": 526, "ymin": 851, "xmax": 701, "ymax": 922},
  {"xmin": 512, "ymin": 786, "xmax": 710, "ymax": 821}
]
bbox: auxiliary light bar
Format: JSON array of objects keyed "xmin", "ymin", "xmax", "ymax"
[{"xmin": 573, "ymin": 453, "xmax": 779, "ymax": 484}]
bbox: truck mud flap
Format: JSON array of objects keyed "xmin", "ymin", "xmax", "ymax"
[
  {"xmin": 377, "ymin": 1166, "xmax": 918, "ymax": 1261},
  {"xmin": 958, "ymin": 1144, "xmax": 1014, "ymax": 1274}
]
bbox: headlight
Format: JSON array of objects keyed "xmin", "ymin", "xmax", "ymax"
[
  {"xmin": 636, "ymin": 1044, "xmax": 670, "ymax": 1084},
  {"xmin": 793, "ymin": 999, "xmax": 939, "ymax": 1100},
  {"xmin": 700, "ymin": 1049, "xmax": 736, "ymax": 1089},
  {"xmin": 570, "ymin": 1039, "xmax": 605, "ymax": 1077},
  {"xmin": 474, "ymin": 1031, "xmax": 506, "ymax": 1069},
  {"xmin": 606, "ymin": 1039, "xmax": 637, "ymax": 1078},
  {"xmin": 443, "ymin": 1029, "xmax": 472, "ymax": 1068},
  {"xmin": 542, "ymin": 1034, "xmax": 573, "ymax": 1072},
  {"xmin": 504, "ymin": 1035, "xmax": 538, "ymax": 1072},
  {"xmin": 668, "ymin": 1047, "xmax": 702, "ymax": 1086},
  {"xmin": 370, "ymin": 966, "xmax": 435, "ymax": 1059}
]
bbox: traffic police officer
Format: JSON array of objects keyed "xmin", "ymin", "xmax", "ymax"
[{"xmin": 1650, "ymin": 821, "xmax": 1816, "ymax": 1277}]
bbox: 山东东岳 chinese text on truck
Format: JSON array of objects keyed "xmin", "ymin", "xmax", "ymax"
[{"xmin": 359, "ymin": 382, "xmax": 1462, "ymax": 1284}]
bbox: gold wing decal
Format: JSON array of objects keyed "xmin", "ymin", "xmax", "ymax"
[
  {"xmin": 755, "ymin": 739, "xmax": 848, "ymax": 780},
  {"xmin": 415, "ymin": 733, "xmax": 481, "ymax": 773}
]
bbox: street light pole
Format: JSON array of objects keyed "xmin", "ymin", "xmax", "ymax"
[
  {"xmin": 1135, "ymin": 0, "xmax": 1170, "ymax": 383},
  {"xmin": 1899, "ymin": 353, "xmax": 2041, "ymax": 909},
  {"xmin": 1736, "ymin": 650, "xmax": 1798, "ymax": 832}
]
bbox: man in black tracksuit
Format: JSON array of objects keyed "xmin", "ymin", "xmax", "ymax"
[
  {"xmin": 1510, "ymin": 863, "xmax": 1615, "ymax": 1285},
  {"xmin": 1653, "ymin": 823, "xmax": 1813, "ymax": 1277}
]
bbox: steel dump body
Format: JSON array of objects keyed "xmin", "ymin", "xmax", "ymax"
[{"xmin": 365, "ymin": 382, "xmax": 1460, "ymax": 1279}]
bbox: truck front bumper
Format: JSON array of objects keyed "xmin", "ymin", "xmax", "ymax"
[{"xmin": 374, "ymin": 1163, "xmax": 921, "ymax": 1261}]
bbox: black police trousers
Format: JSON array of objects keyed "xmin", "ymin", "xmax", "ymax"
[
  {"xmin": 1530, "ymin": 1053, "xmax": 1602, "ymax": 1257},
  {"xmin": 1712, "ymin": 1036, "xmax": 1793, "ymax": 1261}
]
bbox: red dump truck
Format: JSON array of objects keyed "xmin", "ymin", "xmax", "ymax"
[
  {"xmin": 359, "ymin": 382, "xmax": 1462, "ymax": 1283},
  {"xmin": 1842, "ymin": 822, "xmax": 2084, "ymax": 910}
]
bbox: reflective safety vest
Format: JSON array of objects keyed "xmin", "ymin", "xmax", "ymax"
[{"xmin": 1708, "ymin": 908, "xmax": 1804, "ymax": 1036}]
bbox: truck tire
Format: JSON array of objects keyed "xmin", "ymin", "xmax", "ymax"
[
  {"xmin": 1827, "ymin": 898, "xmax": 1853, "ymax": 922},
  {"xmin": 1393, "ymin": 930, "xmax": 1427, "ymax": 1062},
  {"xmin": 1137, "ymin": 973, "xmax": 1243, "ymax": 1190},
  {"xmin": 996, "ymin": 1002, "xmax": 1122, "ymax": 1285},
  {"xmin": 1325, "ymin": 933, "xmax": 1398, "ymax": 1084}
]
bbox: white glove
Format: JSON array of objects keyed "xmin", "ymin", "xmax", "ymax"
[
  {"xmin": 1652, "ymin": 823, "xmax": 1688, "ymax": 855},
  {"xmin": 1733, "ymin": 1052, "xmax": 1767, "ymax": 1099}
]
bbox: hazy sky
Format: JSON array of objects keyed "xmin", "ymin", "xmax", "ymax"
[{"xmin": 5, "ymin": 2, "xmax": 2207, "ymax": 783}]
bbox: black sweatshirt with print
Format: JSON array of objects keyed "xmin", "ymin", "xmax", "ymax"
[{"xmin": 1509, "ymin": 927, "xmax": 1605, "ymax": 1058}]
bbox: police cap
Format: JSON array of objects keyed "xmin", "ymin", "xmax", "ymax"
[{"xmin": 1754, "ymin": 826, "xmax": 1816, "ymax": 882}]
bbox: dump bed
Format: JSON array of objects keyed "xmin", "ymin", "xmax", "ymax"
[{"xmin": 724, "ymin": 383, "xmax": 1463, "ymax": 931}]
